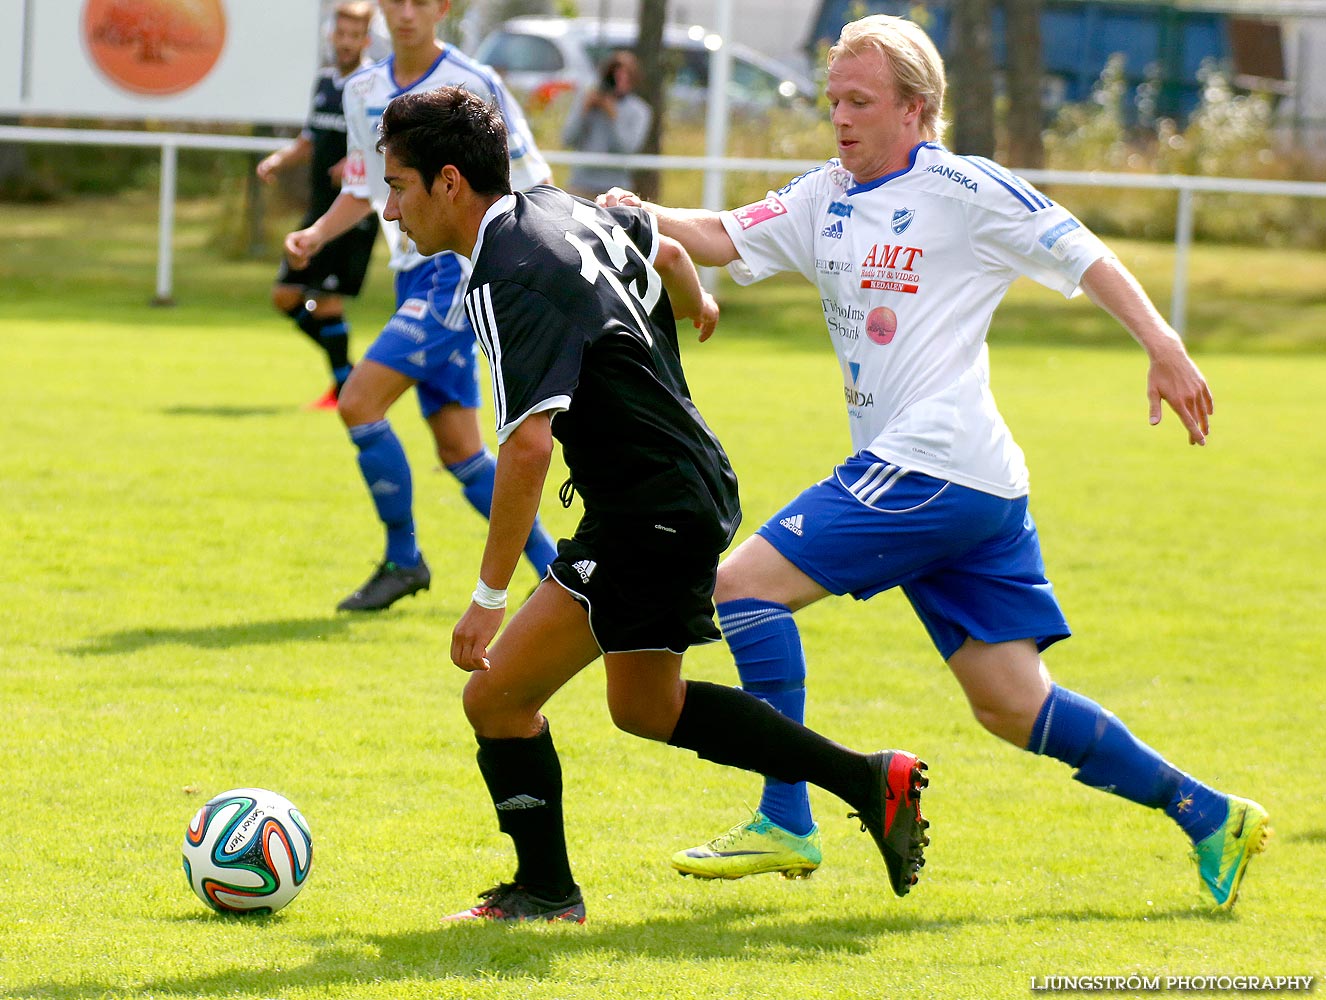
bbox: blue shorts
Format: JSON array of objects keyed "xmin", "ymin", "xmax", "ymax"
[
  {"xmin": 364, "ymin": 255, "xmax": 482, "ymax": 418},
  {"xmin": 755, "ymin": 453, "xmax": 1070, "ymax": 660}
]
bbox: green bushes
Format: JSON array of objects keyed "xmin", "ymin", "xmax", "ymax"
[
  {"xmin": 1044, "ymin": 55, "xmax": 1326, "ymax": 247},
  {"xmin": 0, "ymin": 121, "xmax": 253, "ymax": 202},
  {"xmin": 5, "ymin": 65, "xmax": 1323, "ymax": 249}
]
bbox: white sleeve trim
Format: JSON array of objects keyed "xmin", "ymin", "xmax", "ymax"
[{"xmin": 496, "ymin": 397, "xmax": 571, "ymax": 445}]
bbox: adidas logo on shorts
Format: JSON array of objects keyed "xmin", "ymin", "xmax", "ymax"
[
  {"xmin": 572, "ymin": 559, "xmax": 597, "ymax": 583},
  {"xmin": 779, "ymin": 514, "xmax": 804, "ymax": 536}
]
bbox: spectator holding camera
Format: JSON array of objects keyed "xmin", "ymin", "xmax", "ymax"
[{"xmin": 561, "ymin": 51, "xmax": 652, "ymax": 199}]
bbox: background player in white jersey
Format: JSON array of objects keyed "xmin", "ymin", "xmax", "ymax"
[
  {"xmin": 602, "ymin": 14, "xmax": 1269, "ymax": 909},
  {"xmin": 257, "ymin": 1, "xmax": 376, "ymax": 410},
  {"xmin": 374, "ymin": 86, "xmax": 931, "ymax": 922},
  {"xmin": 284, "ymin": 0, "xmax": 558, "ymax": 612}
]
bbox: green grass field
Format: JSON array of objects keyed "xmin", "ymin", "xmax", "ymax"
[{"xmin": 1, "ymin": 194, "xmax": 1324, "ymax": 999}]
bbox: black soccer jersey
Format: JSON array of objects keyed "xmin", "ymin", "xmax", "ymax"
[
  {"xmin": 464, "ymin": 187, "xmax": 740, "ymax": 543},
  {"xmin": 303, "ymin": 65, "xmax": 356, "ymax": 215}
]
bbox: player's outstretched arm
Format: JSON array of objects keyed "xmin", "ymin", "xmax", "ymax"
[
  {"xmin": 599, "ymin": 188, "xmax": 739, "ymax": 268},
  {"xmin": 256, "ymin": 135, "xmax": 312, "ymax": 184},
  {"xmin": 1080, "ymin": 256, "xmax": 1213, "ymax": 446},
  {"xmin": 451, "ymin": 412, "xmax": 555, "ymax": 673},
  {"xmin": 654, "ymin": 235, "xmax": 719, "ymax": 341},
  {"xmin": 283, "ymin": 190, "xmax": 374, "ymax": 269}
]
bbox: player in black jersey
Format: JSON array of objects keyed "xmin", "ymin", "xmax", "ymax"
[
  {"xmin": 375, "ymin": 86, "xmax": 932, "ymax": 924},
  {"xmin": 257, "ymin": 2, "xmax": 377, "ymax": 410}
]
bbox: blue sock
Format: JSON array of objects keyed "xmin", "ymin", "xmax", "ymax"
[
  {"xmin": 446, "ymin": 449, "xmax": 558, "ymax": 576},
  {"xmin": 522, "ymin": 519, "xmax": 559, "ymax": 577},
  {"xmin": 1028, "ymin": 685, "xmax": 1225, "ymax": 844},
  {"xmin": 717, "ymin": 598, "xmax": 814, "ymax": 837},
  {"xmin": 349, "ymin": 420, "xmax": 418, "ymax": 568},
  {"xmin": 1164, "ymin": 775, "xmax": 1228, "ymax": 845},
  {"xmin": 446, "ymin": 449, "xmax": 496, "ymax": 514}
]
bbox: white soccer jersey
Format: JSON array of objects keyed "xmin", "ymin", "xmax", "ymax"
[
  {"xmin": 721, "ymin": 142, "xmax": 1113, "ymax": 498},
  {"xmin": 341, "ymin": 47, "xmax": 550, "ymax": 274}
]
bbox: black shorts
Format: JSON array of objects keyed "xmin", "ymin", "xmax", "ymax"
[
  {"xmin": 549, "ymin": 510, "xmax": 729, "ymax": 654},
  {"xmin": 275, "ymin": 213, "xmax": 376, "ymax": 297}
]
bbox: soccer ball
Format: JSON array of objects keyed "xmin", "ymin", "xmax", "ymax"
[{"xmin": 182, "ymin": 787, "xmax": 312, "ymax": 914}]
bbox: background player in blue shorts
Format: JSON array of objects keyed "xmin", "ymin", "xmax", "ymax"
[
  {"xmin": 257, "ymin": 2, "xmax": 376, "ymax": 410},
  {"xmin": 603, "ymin": 14, "xmax": 1269, "ymax": 910},
  {"xmin": 284, "ymin": 0, "xmax": 558, "ymax": 611},
  {"xmin": 374, "ymin": 86, "xmax": 931, "ymax": 923}
]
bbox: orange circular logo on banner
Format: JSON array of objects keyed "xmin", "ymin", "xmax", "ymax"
[{"xmin": 83, "ymin": 0, "xmax": 227, "ymax": 96}]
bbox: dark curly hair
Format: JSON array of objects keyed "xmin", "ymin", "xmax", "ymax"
[{"xmin": 376, "ymin": 85, "xmax": 511, "ymax": 196}]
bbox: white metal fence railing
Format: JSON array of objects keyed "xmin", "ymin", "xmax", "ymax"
[{"xmin": 4, "ymin": 124, "xmax": 1326, "ymax": 335}]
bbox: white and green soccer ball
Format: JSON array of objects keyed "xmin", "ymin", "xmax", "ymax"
[{"xmin": 182, "ymin": 787, "xmax": 312, "ymax": 914}]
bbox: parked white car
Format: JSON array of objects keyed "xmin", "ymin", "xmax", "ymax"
[{"xmin": 474, "ymin": 16, "xmax": 817, "ymax": 115}]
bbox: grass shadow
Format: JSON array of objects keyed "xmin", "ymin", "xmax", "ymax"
[
  {"xmin": 1283, "ymin": 828, "xmax": 1326, "ymax": 845},
  {"xmin": 162, "ymin": 404, "xmax": 287, "ymax": 418},
  {"xmin": 9, "ymin": 900, "xmax": 1214, "ymax": 999},
  {"xmin": 68, "ymin": 616, "xmax": 354, "ymax": 656}
]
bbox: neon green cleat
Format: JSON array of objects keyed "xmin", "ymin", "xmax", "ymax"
[
  {"xmin": 1190, "ymin": 795, "xmax": 1271, "ymax": 909},
  {"xmin": 672, "ymin": 812, "xmax": 822, "ymax": 880}
]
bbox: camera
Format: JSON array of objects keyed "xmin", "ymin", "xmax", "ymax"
[{"xmin": 600, "ymin": 65, "xmax": 618, "ymax": 92}]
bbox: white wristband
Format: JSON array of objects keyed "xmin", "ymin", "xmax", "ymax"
[{"xmin": 471, "ymin": 579, "xmax": 508, "ymax": 610}]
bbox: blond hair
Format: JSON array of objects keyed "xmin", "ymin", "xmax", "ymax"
[
  {"xmin": 334, "ymin": 1, "xmax": 374, "ymax": 29},
  {"xmin": 829, "ymin": 15, "xmax": 948, "ymax": 142}
]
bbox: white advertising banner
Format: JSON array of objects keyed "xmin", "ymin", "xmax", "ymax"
[
  {"xmin": 0, "ymin": 0, "xmax": 26, "ymax": 112},
  {"xmin": 3, "ymin": 0, "xmax": 320, "ymax": 125}
]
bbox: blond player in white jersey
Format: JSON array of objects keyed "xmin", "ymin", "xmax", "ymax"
[
  {"xmin": 602, "ymin": 13, "xmax": 1268, "ymax": 910},
  {"xmin": 285, "ymin": 0, "xmax": 557, "ymax": 613}
]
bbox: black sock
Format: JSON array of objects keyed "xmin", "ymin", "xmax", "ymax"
[
  {"xmin": 315, "ymin": 316, "xmax": 352, "ymax": 376},
  {"xmin": 284, "ymin": 302, "xmax": 323, "ymax": 347},
  {"xmin": 284, "ymin": 305, "xmax": 352, "ymax": 382},
  {"xmin": 667, "ymin": 680, "xmax": 871, "ymax": 811},
  {"xmin": 475, "ymin": 720, "xmax": 577, "ymax": 900}
]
